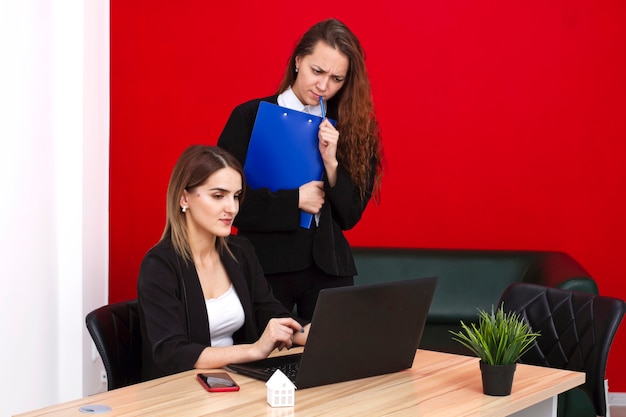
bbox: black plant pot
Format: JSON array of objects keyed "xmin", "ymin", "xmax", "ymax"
[{"xmin": 479, "ymin": 361, "xmax": 517, "ymax": 396}]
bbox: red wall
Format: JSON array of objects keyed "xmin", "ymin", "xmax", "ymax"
[{"xmin": 110, "ymin": 2, "xmax": 626, "ymax": 390}]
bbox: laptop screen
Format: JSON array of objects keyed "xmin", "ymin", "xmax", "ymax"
[{"xmin": 228, "ymin": 276, "xmax": 438, "ymax": 389}]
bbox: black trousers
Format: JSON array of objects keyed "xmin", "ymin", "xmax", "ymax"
[{"xmin": 265, "ymin": 265, "xmax": 353, "ymax": 321}]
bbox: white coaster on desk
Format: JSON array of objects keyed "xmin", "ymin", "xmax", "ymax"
[{"xmin": 79, "ymin": 404, "xmax": 112, "ymax": 414}]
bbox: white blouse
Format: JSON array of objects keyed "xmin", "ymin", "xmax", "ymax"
[
  {"xmin": 205, "ymin": 284, "xmax": 245, "ymax": 347},
  {"xmin": 278, "ymin": 87, "xmax": 324, "ymax": 117}
]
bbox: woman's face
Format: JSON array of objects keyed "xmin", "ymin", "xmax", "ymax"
[
  {"xmin": 293, "ymin": 41, "xmax": 348, "ymax": 107},
  {"xmin": 181, "ymin": 167, "xmax": 242, "ymax": 238}
]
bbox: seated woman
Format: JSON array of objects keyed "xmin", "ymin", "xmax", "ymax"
[{"xmin": 138, "ymin": 145, "xmax": 310, "ymax": 380}]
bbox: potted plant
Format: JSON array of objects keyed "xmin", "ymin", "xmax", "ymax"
[{"xmin": 449, "ymin": 304, "xmax": 540, "ymax": 396}]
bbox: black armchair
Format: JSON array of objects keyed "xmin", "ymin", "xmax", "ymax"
[
  {"xmin": 498, "ymin": 282, "xmax": 625, "ymax": 417},
  {"xmin": 85, "ymin": 299, "xmax": 142, "ymax": 390}
]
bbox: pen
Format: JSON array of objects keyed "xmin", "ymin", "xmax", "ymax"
[{"xmin": 319, "ymin": 96, "xmax": 325, "ymax": 119}]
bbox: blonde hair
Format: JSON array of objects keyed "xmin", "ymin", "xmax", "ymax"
[{"xmin": 161, "ymin": 145, "xmax": 245, "ymax": 262}]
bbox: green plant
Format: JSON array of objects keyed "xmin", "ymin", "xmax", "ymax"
[{"xmin": 449, "ymin": 304, "xmax": 540, "ymax": 365}]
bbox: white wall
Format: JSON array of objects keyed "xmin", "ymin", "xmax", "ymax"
[
  {"xmin": 82, "ymin": 0, "xmax": 111, "ymax": 399},
  {"xmin": 0, "ymin": 1, "xmax": 109, "ymax": 415}
]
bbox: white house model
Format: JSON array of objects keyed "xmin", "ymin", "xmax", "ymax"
[{"xmin": 266, "ymin": 369, "xmax": 296, "ymax": 407}]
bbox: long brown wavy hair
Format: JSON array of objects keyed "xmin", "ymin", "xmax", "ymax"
[{"xmin": 277, "ymin": 18, "xmax": 383, "ymax": 201}]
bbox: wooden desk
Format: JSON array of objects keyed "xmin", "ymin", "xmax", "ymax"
[{"xmin": 16, "ymin": 349, "xmax": 584, "ymax": 417}]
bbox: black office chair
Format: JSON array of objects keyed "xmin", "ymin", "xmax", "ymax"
[
  {"xmin": 86, "ymin": 299, "xmax": 142, "ymax": 390},
  {"xmin": 498, "ymin": 282, "xmax": 625, "ymax": 417}
]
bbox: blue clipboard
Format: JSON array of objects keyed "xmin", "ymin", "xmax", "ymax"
[{"xmin": 244, "ymin": 101, "xmax": 336, "ymax": 229}]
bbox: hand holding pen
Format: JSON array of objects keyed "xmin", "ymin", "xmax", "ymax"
[
  {"xmin": 317, "ymin": 96, "xmax": 339, "ymax": 149},
  {"xmin": 317, "ymin": 96, "xmax": 340, "ymax": 187}
]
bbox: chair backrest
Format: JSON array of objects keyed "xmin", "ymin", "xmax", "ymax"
[
  {"xmin": 86, "ymin": 299, "xmax": 142, "ymax": 390},
  {"xmin": 498, "ymin": 283, "xmax": 625, "ymax": 417}
]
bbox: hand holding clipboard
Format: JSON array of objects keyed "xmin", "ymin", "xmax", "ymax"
[{"xmin": 243, "ymin": 101, "xmax": 336, "ymax": 229}]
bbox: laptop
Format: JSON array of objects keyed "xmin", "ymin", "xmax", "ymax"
[{"xmin": 227, "ymin": 276, "xmax": 437, "ymax": 389}]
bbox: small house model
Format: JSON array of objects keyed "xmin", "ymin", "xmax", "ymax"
[{"xmin": 266, "ymin": 369, "xmax": 296, "ymax": 407}]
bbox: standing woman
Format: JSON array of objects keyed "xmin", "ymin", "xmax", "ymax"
[
  {"xmin": 138, "ymin": 145, "xmax": 309, "ymax": 381},
  {"xmin": 217, "ymin": 18, "xmax": 383, "ymax": 320}
]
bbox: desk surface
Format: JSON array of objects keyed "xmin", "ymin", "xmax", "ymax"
[{"xmin": 16, "ymin": 349, "xmax": 584, "ymax": 417}]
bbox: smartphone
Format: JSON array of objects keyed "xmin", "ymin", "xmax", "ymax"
[{"xmin": 197, "ymin": 372, "xmax": 240, "ymax": 392}]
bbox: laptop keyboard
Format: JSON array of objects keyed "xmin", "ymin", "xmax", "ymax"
[{"xmin": 264, "ymin": 361, "xmax": 300, "ymax": 381}]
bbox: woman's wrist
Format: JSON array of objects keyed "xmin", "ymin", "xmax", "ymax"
[
  {"xmin": 247, "ymin": 342, "xmax": 265, "ymax": 361},
  {"xmin": 324, "ymin": 161, "xmax": 338, "ymax": 187}
]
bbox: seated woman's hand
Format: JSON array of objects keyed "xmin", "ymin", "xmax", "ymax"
[{"xmin": 255, "ymin": 318, "xmax": 304, "ymax": 357}]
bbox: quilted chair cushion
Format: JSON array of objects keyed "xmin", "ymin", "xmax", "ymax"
[
  {"xmin": 498, "ymin": 283, "xmax": 625, "ymax": 417},
  {"xmin": 86, "ymin": 300, "xmax": 142, "ymax": 390}
]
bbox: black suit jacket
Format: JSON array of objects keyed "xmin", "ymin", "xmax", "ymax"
[
  {"xmin": 217, "ymin": 95, "xmax": 374, "ymax": 276},
  {"xmin": 137, "ymin": 236, "xmax": 293, "ymax": 380}
]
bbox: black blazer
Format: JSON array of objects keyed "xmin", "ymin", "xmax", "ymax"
[
  {"xmin": 137, "ymin": 236, "xmax": 293, "ymax": 380},
  {"xmin": 217, "ymin": 95, "xmax": 374, "ymax": 276}
]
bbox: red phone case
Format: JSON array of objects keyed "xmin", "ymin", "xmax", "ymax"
[{"xmin": 197, "ymin": 373, "xmax": 240, "ymax": 392}]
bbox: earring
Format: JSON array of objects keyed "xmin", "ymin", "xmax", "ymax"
[
  {"xmin": 295, "ymin": 67, "xmax": 299, "ymax": 73},
  {"xmin": 181, "ymin": 206, "xmax": 187, "ymax": 213}
]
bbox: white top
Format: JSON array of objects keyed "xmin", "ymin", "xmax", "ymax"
[
  {"xmin": 277, "ymin": 87, "xmax": 324, "ymax": 117},
  {"xmin": 205, "ymin": 284, "xmax": 245, "ymax": 347}
]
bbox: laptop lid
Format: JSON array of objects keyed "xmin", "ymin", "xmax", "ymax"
[{"xmin": 229, "ymin": 276, "xmax": 438, "ymax": 389}]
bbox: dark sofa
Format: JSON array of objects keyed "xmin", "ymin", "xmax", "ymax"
[
  {"xmin": 352, "ymin": 247, "xmax": 597, "ymax": 353},
  {"xmin": 351, "ymin": 247, "xmax": 599, "ymax": 417}
]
